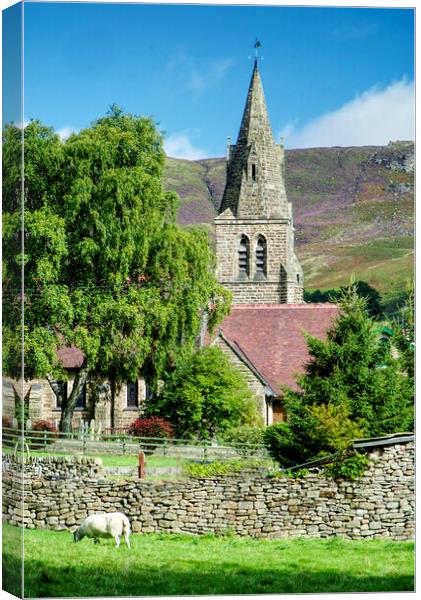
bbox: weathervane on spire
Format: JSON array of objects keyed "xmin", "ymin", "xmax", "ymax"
[{"xmin": 249, "ymin": 39, "xmax": 263, "ymax": 64}]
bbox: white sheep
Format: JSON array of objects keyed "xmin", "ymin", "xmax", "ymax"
[{"xmin": 73, "ymin": 512, "xmax": 131, "ymax": 548}]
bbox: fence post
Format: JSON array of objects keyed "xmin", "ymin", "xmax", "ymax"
[
  {"xmin": 82, "ymin": 431, "xmax": 86, "ymax": 455},
  {"xmin": 138, "ymin": 451, "xmax": 146, "ymax": 479}
]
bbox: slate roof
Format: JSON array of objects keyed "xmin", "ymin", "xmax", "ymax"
[{"xmin": 215, "ymin": 303, "xmax": 340, "ymax": 395}]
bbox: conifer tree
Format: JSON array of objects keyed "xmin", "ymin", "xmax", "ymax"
[{"xmin": 264, "ymin": 285, "xmax": 413, "ymax": 467}]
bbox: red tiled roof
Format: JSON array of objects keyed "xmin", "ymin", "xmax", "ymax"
[
  {"xmin": 214, "ymin": 303, "xmax": 340, "ymax": 395},
  {"xmin": 57, "ymin": 345, "xmax": 85, "ymax": 369}
]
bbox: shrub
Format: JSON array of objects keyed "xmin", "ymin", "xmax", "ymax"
[
  {"xmin": 263, "ymin": 422, "xmax": 309, "ymax": 468},
  {"xmin": 268, "ymin": 467, "xmax": 310, "ymax": 479},
  {"xmin": 221, "ymin": 424, "xmax": 264, "ymax": 446},
  {"xmin": 186, "ymin": 459, "xmax": 265, "ymax": 478},
  {"xmin": 154, "ymin": 347, "xmax": 261, "ymax": 439},
  {"xmin": 323, "ymin": 452, "xmax": 369, "ymax": 480},
  {"xmin": 128, "ymin": 416, "xmax": 174, "ymax": 439},
  {"xmin": 32, "ymin": 419, "xmax": 58, "ymax": 433},
  {"xmin": 29, "ymin": 419, "xmax": 58, "ymax": 448},
  {"xmin": 221, "ymin": 425, "xmax": 265, "ymax": 457}
]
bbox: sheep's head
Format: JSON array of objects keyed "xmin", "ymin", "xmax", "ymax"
[{"xmin": 73, "ymin": 529, "xmax": 82, "ymax": 542}]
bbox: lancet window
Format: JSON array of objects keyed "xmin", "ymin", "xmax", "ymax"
[
  {"xmin": 238, "ymin": 235, "xmax": 250, "ymax": 277},
  {"xmin": 255, "ymin": 236, "xmax": 267, "ymax": 275}
]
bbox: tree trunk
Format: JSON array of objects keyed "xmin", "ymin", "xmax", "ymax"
[
  {"xmin": 46, "ymin": 377, "xmax": 63, "ymax": 408},
  {"xmin": 59, "ymin": 367, "xmax": 88, "ymax": 433}
]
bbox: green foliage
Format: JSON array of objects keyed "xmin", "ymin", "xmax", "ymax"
[
  {"xmin": 306, "ymin": 401, "xmax": 365, "ymax": 452},
  {"xmin": 268, "ymin": 467, "xmax": 310, "ymax": 479},
  {"xmin": 323, "ymin": 452, "xmax": 369, "ymax": 480},
  {"xmin": 186, "ymin": 459, "xmax": 264, "ymax": 478},
  {"xmin": 153, "ymin": 346, "xmax": 261, "ymax": 439},
  {"xmin": 14, "ymin": 398, "xmax": 29, "ymax": 428},
  {"xmin": 2, "ymin": 109, "xmax": 231, "ymax": 431},
  {"xmin": 13, "ymin": 385, "xmax": 30, "ymax": 428},
  {"xmin": 388, "ymin": 280, "xmax": 414, "ymax": 382},
  {"xmin": 2, "ymin": 120, "xmax": 64, "ymax": 213},
  {"xmin": 265, "ymin": 284, "xmax": 413, "ymax": 467},
  {"xmin": 304, "ymin": 280, "xmax": 382, "ymax": 318},
  {"xmin": 264, "ymin": 423, "xmax": 305, "ymax": 467},
  {"xmin": 220, "ymin": 424, "xmax": 265, "ymax": 446}
]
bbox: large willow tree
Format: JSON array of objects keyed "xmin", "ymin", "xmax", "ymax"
[{"xmin": 3, "ymin": 107, "xmax": 231, "ymax": 431}]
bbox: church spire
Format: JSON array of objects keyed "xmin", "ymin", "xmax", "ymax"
[
  {"xmin": 214, "ymin": 50, "xmax": 304, "ymax": 305},
  {"xmin": 219, "ymin": 58, "xmax": 289, "ymax": 219},
  {"xmin": 237, "ymin": 60, "xmax": 274, "ymax": 148}
]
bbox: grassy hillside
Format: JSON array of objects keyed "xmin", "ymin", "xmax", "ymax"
[{"xmin": 164, "ymin": 142, "xmax": 414, "ymax": 309}]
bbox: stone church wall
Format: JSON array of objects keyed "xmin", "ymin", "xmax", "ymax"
[
  {"xmin": 3, "ymin": 442, "xmax": 414, "ymax": 540},
  {"xmin": 215, "ymin": 218, "xmax": 303, "ymax": 305},
  {"xmin": 212, "ymin": 336, "xmax": 267, "ymax": 422},
  {"xmin": 2, "ymin": 377, "xmax": 144, "ymax": 431}
]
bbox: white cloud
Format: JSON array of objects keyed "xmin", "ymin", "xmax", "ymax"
[
  {"xmin": 277, "ymin": 121, "xmax": 297, "ymax": 143},
  {"xmin": 332, "ymin": 23, "xmax": 379, "ymax": 40},
  {"xmin": 164, "ymin": 133, "xmax": 207, "ymax": 160},
  {"xmin": 281, "ymin": 79, "xmax": 414, "ymax": 149},
  {"xmin": 57, "ymin": 126, "xmax": 77, "ymax": 141},
  {"xmin": 188, "ymin": 58, "xmax": 233, "ymax": 94},
  {"xmin": 167, "ymin": 48, "xmax": 233, "ymax": 96}
]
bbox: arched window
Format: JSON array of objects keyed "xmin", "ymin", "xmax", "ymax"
[
  {"xmin": 255, "ymin": 236, "xmax": 267, "ymax": 276},
  {"xmin": 238, "ymin": 235, "xmax": 250, "ymax": 277}
]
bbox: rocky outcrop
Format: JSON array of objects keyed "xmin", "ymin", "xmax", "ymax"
[{"xmin": 369, "ymin": 141, "xmax": 414, "ymax": 173}]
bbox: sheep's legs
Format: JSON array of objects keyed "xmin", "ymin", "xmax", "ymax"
[
  {"xmin": 115, "ymin": 535, "xmax": 121, "ymax": 548},
  {"xmin": 94, "ymin": 538, "xmax": 100, "ymax": 545},
  {"xmin": 124, "ymin": 532, "xmax": 131, "ymax": 549}
]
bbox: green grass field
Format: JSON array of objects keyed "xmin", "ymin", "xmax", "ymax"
[{"xmin": 2, "ymin": 523, "xmax": 414, "ymax": 597}]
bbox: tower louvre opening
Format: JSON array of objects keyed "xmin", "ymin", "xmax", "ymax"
[
  {"xmin": 238, "ymin": 235, "xmax": 250, "ymax": 277},
  {"xmin": 255, "ymin": 236, "xmax": 267, "ymax": 276}
]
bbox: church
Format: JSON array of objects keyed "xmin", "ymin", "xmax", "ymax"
[
  {"xmin": 210, "ymin": 58, "xmax": 339, "ymax": 425},
  {"xmin": 2, "ymin": 58, "xmax": 339, "ymax": 432}
]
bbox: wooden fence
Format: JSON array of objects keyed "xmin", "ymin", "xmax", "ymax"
[{"xmin": 2, "ymin": 427, "xmax": 268, "ymax": 461}]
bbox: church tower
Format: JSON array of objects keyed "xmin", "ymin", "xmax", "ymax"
[{"xmin": 215, "ymin": 59, "xmax": 303, "ymax": 304}]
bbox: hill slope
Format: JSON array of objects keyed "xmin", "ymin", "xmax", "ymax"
[{"xmin": 164, "ymin": 142, "xmax": 414, "ymax": 308}]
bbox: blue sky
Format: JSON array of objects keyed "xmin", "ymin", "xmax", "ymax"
[{"xmin": 7, "ymin": 2, "xmax": 416, "ymax": 156}]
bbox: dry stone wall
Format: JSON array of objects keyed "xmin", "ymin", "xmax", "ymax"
[{"xmin": 2, "ymin": 442, "xmax": 414, "ymax": 540}]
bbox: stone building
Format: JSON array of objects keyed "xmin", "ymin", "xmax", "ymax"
[
  {"xmin": 212, "ymin": 303, "xmax": 339, "ymax": 425},
  {"xmin": 212, "ymin": 59, "xmax": 339, "ymax": 425},
  {"xmin": 215, "ymin": 60, "xmax": 303, "ymax": 305},
  {"xmin": 2, "ymin": 345, "xmax": 150, "ymax": 432}
]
